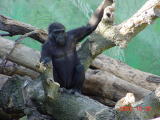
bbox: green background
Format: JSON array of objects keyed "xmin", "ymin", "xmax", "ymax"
[{"xmin": 0, "ymin": 0, "xmax": 160, "ymax": 75}]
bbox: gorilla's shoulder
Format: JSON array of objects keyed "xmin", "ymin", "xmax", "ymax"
[{"xmin": 43, "ymin": 40, "xmax": 51, "ymax": 46}]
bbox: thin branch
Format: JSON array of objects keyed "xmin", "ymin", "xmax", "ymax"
[{"xmin": 15, "ymin": 30, "xmax": 40, "ymax": 43}]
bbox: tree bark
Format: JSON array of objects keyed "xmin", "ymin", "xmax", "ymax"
[
  {"xmin": 0, "ymin": 74, "xmax": 10, "ymax": 89},
  {"xmin": 0, "ymin": 37, "xmax": 40, "ymax": 72},
  {"xmin": 0, "ymin": 15, "xmax": 47, "ymax": 43},
  {"xmin": 84, "ymin": 69, "xmax": 151, "ymax": 102},
  {"xmin": 91, "ymin": 54, "xmax": 160, "ymax": 91},
  {"xmin": 78, "ymin": 0, "xmax": 160, "ymax": 68},
  {"xmin": 0, "ymin": 59, "xmax": 39, "ymax": 79}
]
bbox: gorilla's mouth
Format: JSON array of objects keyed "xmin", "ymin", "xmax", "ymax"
[{"xmin": 55, "ymin": 35, "xmax": 66, "ymax": 46}]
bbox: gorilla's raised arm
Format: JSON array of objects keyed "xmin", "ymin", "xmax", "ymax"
[{"xmin": 67, "ymin": 0, "xmax": 113, "ymax": 43}]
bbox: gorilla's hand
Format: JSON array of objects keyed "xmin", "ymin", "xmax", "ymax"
[
  {"xmin": 36, "ymin": 62, "xmax": 47, "ymax": 71},
  {"xmin": 37, "ymin": 57, "xmax": 52, "ymax": 72},
  {"xmin": 40, "ymin": 57, "xmax": 51, "ymax": 67}
]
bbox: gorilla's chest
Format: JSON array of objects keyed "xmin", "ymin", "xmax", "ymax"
[{"xmin": 50, "ymin": 40, "xmax": 76, "ymax": 59}]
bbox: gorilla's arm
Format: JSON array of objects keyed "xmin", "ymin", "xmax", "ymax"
[
  {"xmin": 68, "ymin": 0, "xmax": 113, "ymax": 43},
  {"xmin": 40, "ymin": 42, "xmax": 51, "ymax": 64}
]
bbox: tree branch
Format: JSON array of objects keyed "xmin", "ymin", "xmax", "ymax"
[
  {"xmin": 0, "ymin": 15, "xmax": 47, "ymax": 43},
  {"xmin": 78, "ymin": 0, "xmax": 160, "ymax": 68}
]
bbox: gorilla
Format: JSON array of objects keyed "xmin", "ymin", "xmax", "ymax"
[{"xmin": 40, "ymin": 0, "xmax": 111, "ymax": 93}]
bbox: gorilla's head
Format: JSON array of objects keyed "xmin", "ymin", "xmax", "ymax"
[{"xmin": 48, "ymin": 22, "xmax": 67, "ymax": 46}]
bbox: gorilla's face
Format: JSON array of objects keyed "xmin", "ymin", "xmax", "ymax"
[
  {"xmin": 52, "ymin": 29, "xmax": 67, "ymax": 46},
  {"xmin": 49, "ymin": 29, "xmax": 67, "ymax": 46},
  {"xmin": 48, "ymin": 22, "xmax": 67, "ymax": 46}
]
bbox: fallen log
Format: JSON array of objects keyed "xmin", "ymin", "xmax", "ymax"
[
  {"xmin": 84, "ymin": 69, "xmax": 151, "ymax": 101},
  {"xmin": 91, "ymin": 54, "xmax": 160, "ymax": 91},
  {"xmin": 0, "ymin": 74, "xmax": 10, "ymax": 90},
  {"xmin": 89, "ymin": 95, "xmax": 116, "ymax": 107},
  {"xmin": 0, "ymin": 37, "xmax": 40, "ymax": 72},
  {"xmin": 0, "ymin": 59, "xmax": 39, "ymax": 79}
]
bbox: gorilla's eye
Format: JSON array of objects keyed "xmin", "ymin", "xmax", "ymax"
[
  {"xmin": 53, "ymin": 30, "xmax": 65, "ymax": 35},
  {"xmin": 54, "ymin": 31, "xmax": 61, "ymax": 34}
]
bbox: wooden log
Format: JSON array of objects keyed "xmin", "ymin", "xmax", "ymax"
[
  {"xmin": 91, "ymin": 54, "xmax": 160, "ymax": 91},
  {"xmin": 83, "ymin": 69, "xmax": 151, "ymax": 101},
  {"xmin": 0, "ymin": 37, "xmax": 40, "ymax": 72},
  {"xmin": 0, "ymin": 59, "xmax": 39, "ymax": 79},
  {"xmin": 89, "ymin": 95, "xmax": 116, "ymax": 107},
  {"xmin": 0, "ymin": 74, "xmax": 10, "ymax": 90}
]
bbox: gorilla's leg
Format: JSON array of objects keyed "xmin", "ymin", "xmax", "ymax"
[
  {"xmin": 52, "ymin": 68, "xmax": 63, "ymax": 87},
  {"xmin": 72, "ymin": 64, "xmax": 85, "ymax": 93},
  {"xmin": 53, "ymin": 67, "xmax": 70, "ymax": 94}
]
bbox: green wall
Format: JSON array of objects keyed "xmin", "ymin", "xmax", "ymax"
[{"xmin": 0, "ymin": 0, "xmax": 160, "ymax": 75}]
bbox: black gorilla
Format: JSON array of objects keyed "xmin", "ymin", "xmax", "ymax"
[{"xmin": 40, "ymin": 0, "xmax": 109, "ymax": 93}]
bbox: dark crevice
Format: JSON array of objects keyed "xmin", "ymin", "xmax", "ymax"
[{"xmin": 89, "ymin": 65, "xmax": 98, "ymax": 70}]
